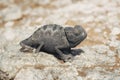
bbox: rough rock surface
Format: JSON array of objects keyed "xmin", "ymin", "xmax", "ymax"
[{"xmin": 0, "ymin": 0, "xmax": 120, "ymax": 80}]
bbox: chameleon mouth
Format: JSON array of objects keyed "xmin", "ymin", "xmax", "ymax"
[
  {"xmin": 20, "ymin": 42, "xmax": 34, "ymax": 52},
  {"xmin": 20, "ymin": 47, "xmax": 33, "ymax": 52},
  {"xmin": 20, "ymin": 46, "xmax": 34, "ymax": 52}
]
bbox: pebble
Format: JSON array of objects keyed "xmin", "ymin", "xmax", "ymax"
[
  {"xmin": 111, "ymin": 27, "xmax": 120, "ymax": 35},
  {"xmin": 2, "ymin": 5, "xmax": 22, "ymax": 21},
  {"xmin": 4, "ymin": 21, "xmax": 14, "ymax": 27},
  {"xmin": 3, "ymin": 28, "xmax": 15, "ymax": 41}
]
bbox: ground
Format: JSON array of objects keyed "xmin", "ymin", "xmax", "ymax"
[{"xmin": 0, "ymin": 0, "xmax": 120, "ymax": 80}]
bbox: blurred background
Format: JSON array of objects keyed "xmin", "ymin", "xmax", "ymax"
[{"xmin": 0, "ymin": 0, "xmax": 120, "ymax": 47}]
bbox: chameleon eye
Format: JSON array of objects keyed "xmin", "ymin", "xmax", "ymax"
[
  {"xmin": 74, "ymin": 29, "xmax": 80, "ymax": 36},
  {"xmin": 74, "ymin": 32, "xmax": 79, "ymax": 36}
]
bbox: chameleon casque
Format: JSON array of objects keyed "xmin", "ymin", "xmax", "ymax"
[{"xmin": 20, "ymin": 24, "xmax": 87, "ymax": 62}]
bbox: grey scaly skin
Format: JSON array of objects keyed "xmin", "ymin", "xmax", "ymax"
[{"xmin": 20, "ymin": 24, "xmax": 87, "ymax": 62}]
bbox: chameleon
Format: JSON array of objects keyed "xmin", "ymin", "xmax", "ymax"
[{"xmin": 20, "ymin": 24, "xmax": 87, "ymax": 62}]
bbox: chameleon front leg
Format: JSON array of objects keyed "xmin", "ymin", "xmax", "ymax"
[
  {"xmin": 55, "ymin": 46, "xmax": 73, "ymax": 62},
  {"xmin": 33, "ymin": 42, "xmax": 44, "ymax": 58},
  {"xmin": 35, "ymin": 42, "xmax": 44, "ymax": 53}
]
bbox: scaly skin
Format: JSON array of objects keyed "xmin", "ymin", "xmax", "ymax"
[{"xmin": 20, "ymin": 24, "xmax": 87, "ymax": 62}]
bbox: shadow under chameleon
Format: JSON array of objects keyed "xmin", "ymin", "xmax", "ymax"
[{"xmin": 52, "ymin": 48, "xmax": 84, "ymax": 61}]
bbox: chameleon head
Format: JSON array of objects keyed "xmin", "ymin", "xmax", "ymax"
[{"xmin": 65, "ymin": 25, "xmax": 87, "ymax": 48}]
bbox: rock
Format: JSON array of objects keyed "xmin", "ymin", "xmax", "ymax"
[
  {"xmin": 0, "ymin": 51, "xmax": 60, "ymax": 79},
  {"xmin": 14, "ymin": 66, "xmax": 78, "ymax": 80}
]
